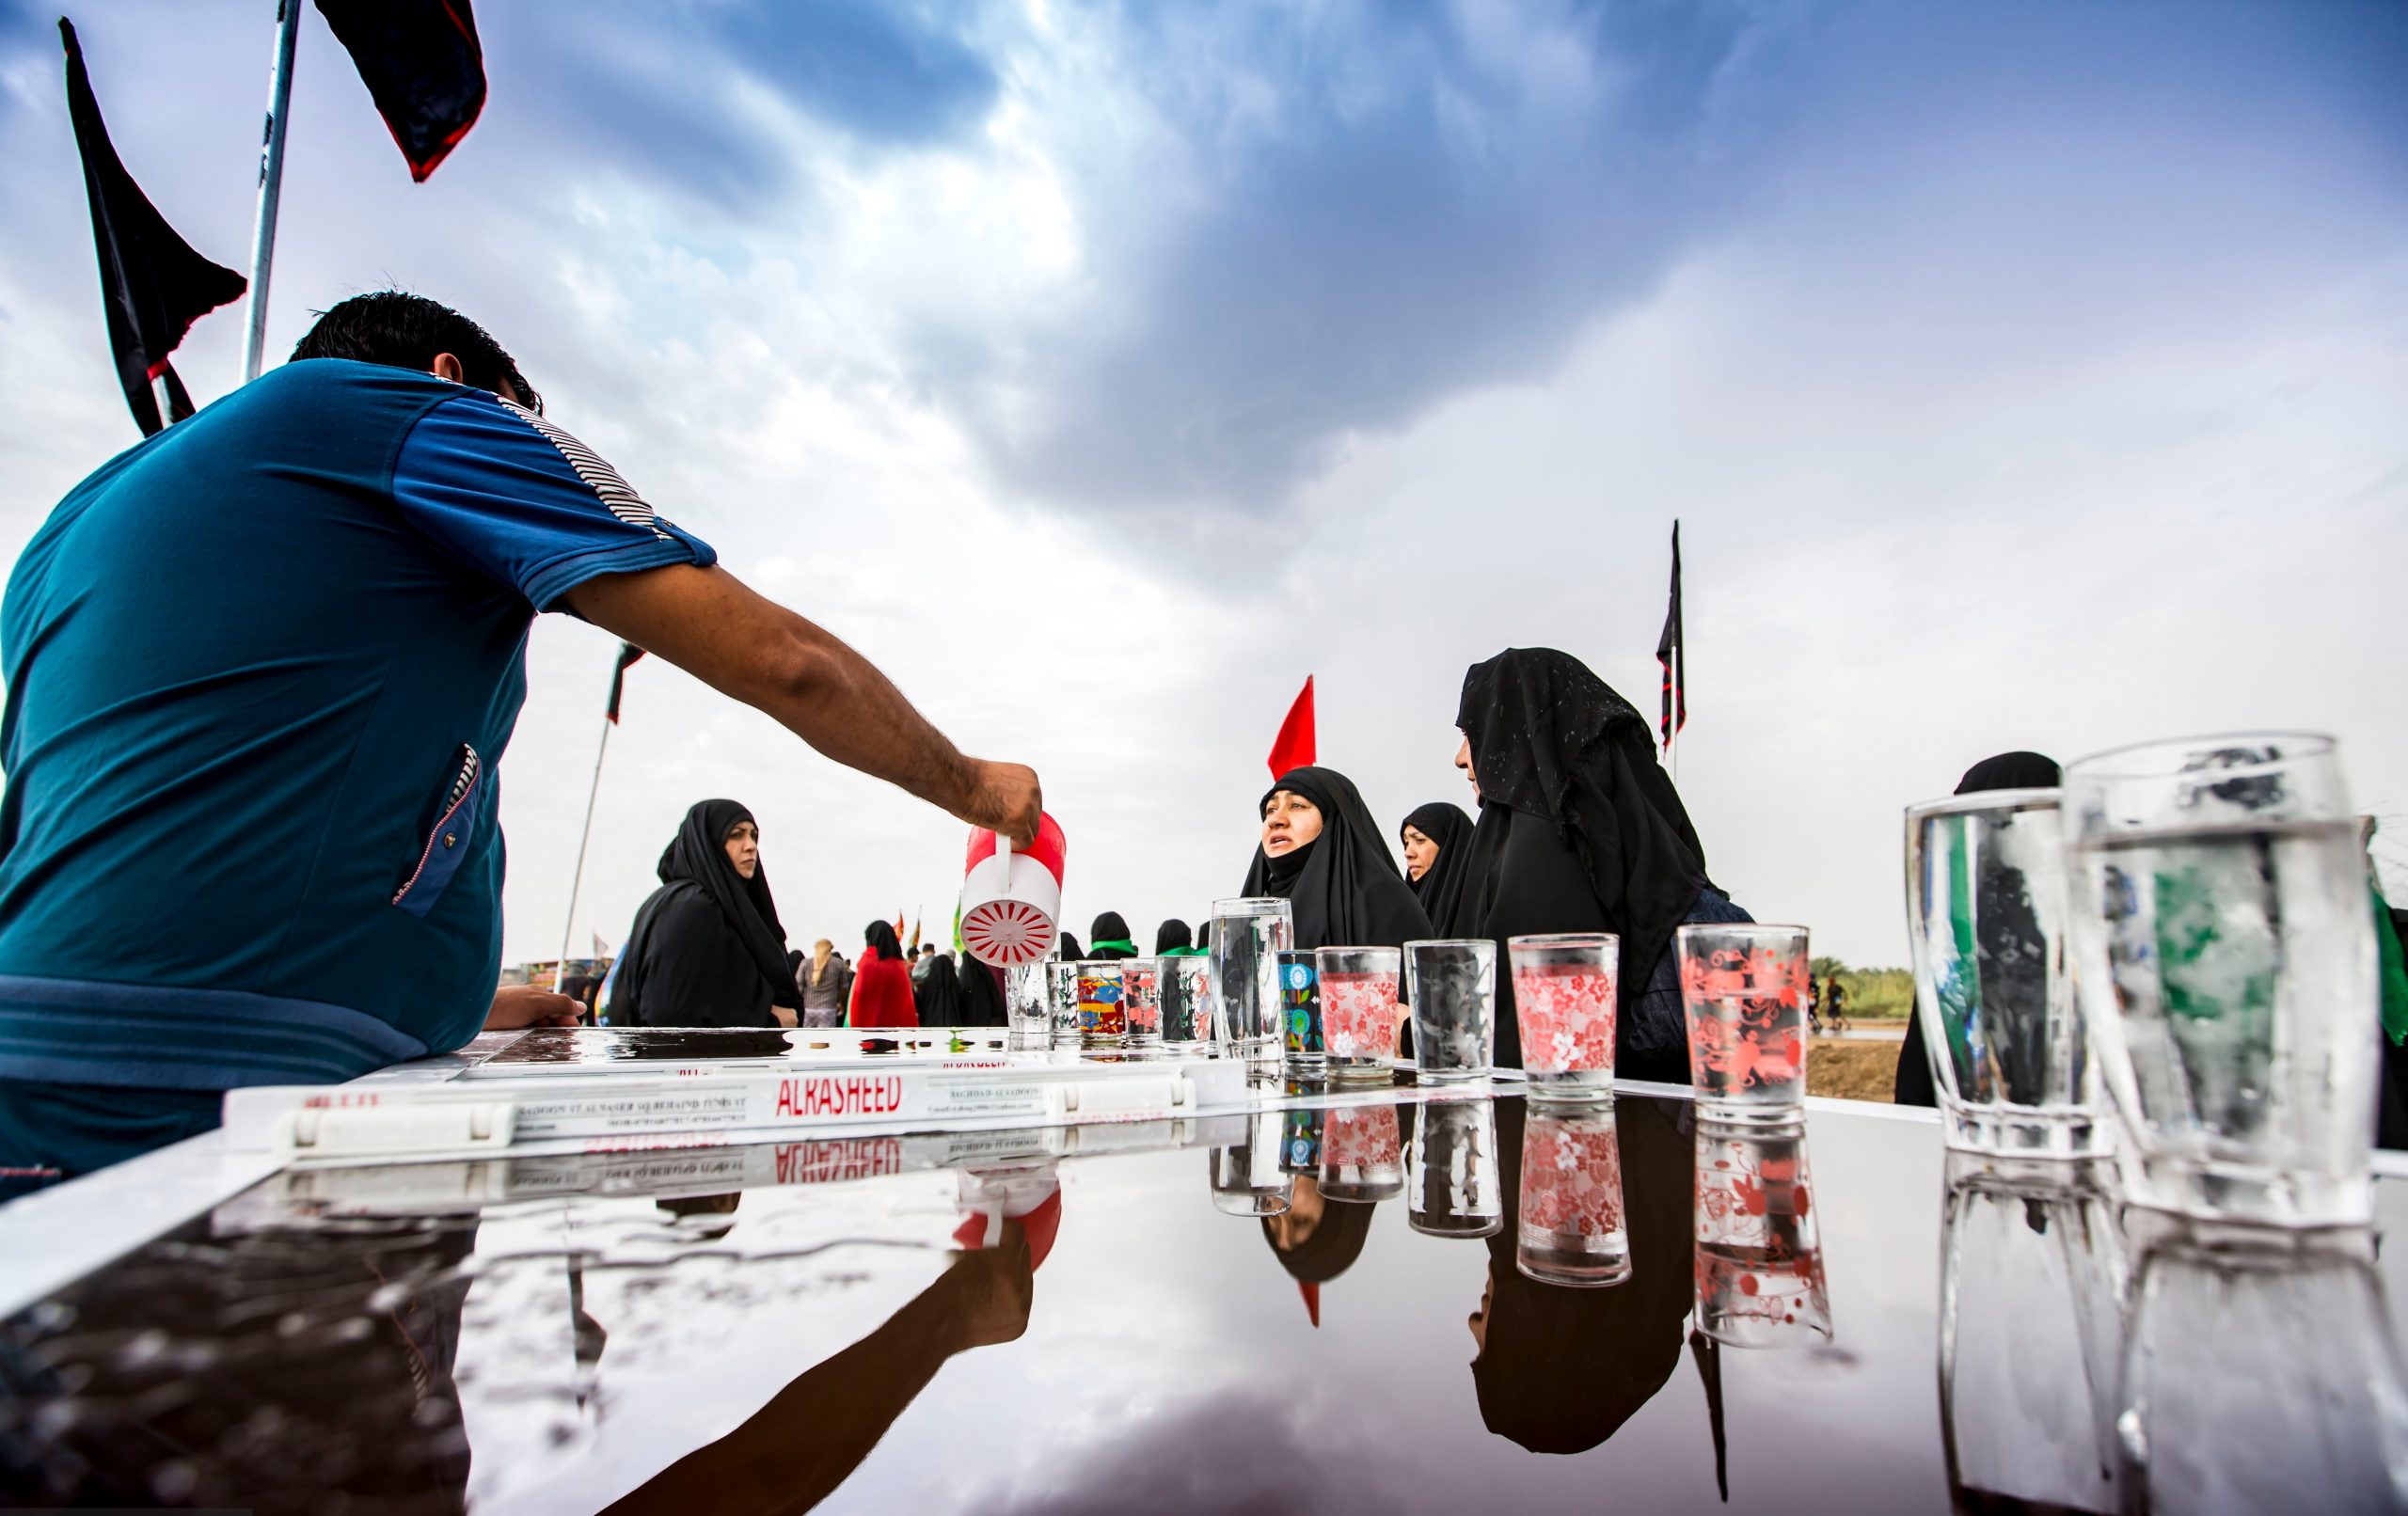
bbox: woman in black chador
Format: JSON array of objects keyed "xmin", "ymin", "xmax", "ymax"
[
  {"xmin": 1399, "ymin": 800, "xmax": 1476, "ymax": 935},
  {"xmin": 1449, "ymin": 649, "xmax": 1751, "ymax": 1081},
  {"xmin": 1240, "ymin": 766, "xmax": 1432, "ymax": 952},
  {"xmin": 609, "ymin": 799, "xmax": 801, "ymax": 1028}
]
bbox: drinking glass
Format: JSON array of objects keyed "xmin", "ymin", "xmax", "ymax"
[
  {"xmin": 1005, "ymin": 962, "xmax": 1050, "ymax": 1051},
  {"xmin": 1679, "ymin": 924, "xmax": 1810, "ymax": 1124},
  {"xmin": 1516, "ymin": 1104, "xmax": 1630, "ymax": 1287},
  {"xmin": 1409, "ymin": 1098, "xmax": 1502, "ymax": 1238},
  {"xmin": 1045, "ymin": 960, "xmax": 1081, "ymax": 1050},
  {"xmin": 1275, "ymin": 949, "xmax": 1327, "ymax": 1075},
  {"xmin": 1160, "ymin": 955, "xmax": 1214, "ymax": 1050},
  {"xmin": 1908, "ymin": 789, "xmax": 2109, "ymax": 1157},
  {"xmin": 1075, "ymin": 962, "xmax": 1125, "ymax": 1050},
  {"xmin": 1940, "ymin": 1153, "xmax": 2127, "ymax": 1514},
  {"xmin": 1210, "ymin": 1108, "xmax": 1292, "ymax": 1216},
  {"xmin": 1407, "ymin": 940, "xmax": 1497, "ymax": 1084},
  {"xmin": 1119, "ymin": 956, "xmax": 1164, "ymax": 1050},
  {"xmin": 1211, "ymin": 898, "xmax": 1293, "ymax": 1077},
  {"xmin": 1509, "ymin": 932, "xmax": 1619, "ymax": 1102},
  {"xmin": 1693, "ymin": 1124, "xmax": 1830, "ymax": 1347},
  {"xmin": 1319, "ymin": 1102, "xmax": 1403, "ymax": 1203},
  {"xmin": 2115, "ymin": 1214, "xmax": 2408, "ymax": 1510},
  {"xmin": 2062, "ymin": 733, "xmax": 2379, "ymax": 1225},
  {"xmin": 1317, "ymin": 946, "xmax": 1402, "ymax": 1084}
]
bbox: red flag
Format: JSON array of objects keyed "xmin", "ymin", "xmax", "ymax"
[
  {"xmin": 1298, "ymin": 1281, "xmax": 1320, "ymax": 1328},
  {"xmin": 1267, "ymin": 676, "xmax": 1316, "ymax": 778},
  {"xmin": 604, "ymin": 641, "xmax": 644, "ymax": 724}
]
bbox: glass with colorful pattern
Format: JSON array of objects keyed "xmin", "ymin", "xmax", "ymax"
[
  {"xmin": 1508, "ymin": 932, "xmax": 1618, "ymax": 1103},
  {"xmin": 1319, "ymin": 1101, "xmax": 1404, "ymax": 1203},
  {"xmin": 1516, "ymin": 1104, "xmax": 1630, "ymax": 1287},
  {"xmin": 1679, "ymin": 924, "xmax": 1810, "ymax": 1124},
  {"xmin": 1316, "ymin": 946, "xmax": 1402, "ymax": 1083},
  {"xmin": 1119, "ymin": 956, "xmax": 1164, "ymax": 1050},
  {"xmin": 1693, "ymin": 1124, "xmax": 1830, "ymax": 1347}
]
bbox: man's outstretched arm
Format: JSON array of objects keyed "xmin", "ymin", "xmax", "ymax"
[{"xmin": 562, "ymin": 563, "xmax": 1041, "ymax": 844}]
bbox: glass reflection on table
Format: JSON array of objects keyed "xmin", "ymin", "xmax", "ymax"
[
  {"xmin": 1693, "ymin": 1120, "xmax": 1830, "ymax": 1347},
  {"xmin": 1411, "ymin": 1098, "xmax": 1504, "ymax": 1239}
]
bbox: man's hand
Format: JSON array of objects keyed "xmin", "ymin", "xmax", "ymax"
[
  {"xmin": 958, "ymin": 761, "xmax": 1042, "ymax": 846},
  {"xmin": 934, "ymin": 1219, "xmax": 1035, "ymax": 1350},
  {"xmin": 563, "ymin": 565, "xmax": 1044, "ymax": 842},
  {"xmin": 487, "ymin": 984, "xmax": 583, "ymax": 1031}
]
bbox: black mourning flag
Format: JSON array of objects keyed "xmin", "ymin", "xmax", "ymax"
[
  {"xmin": 60, "ymin": 19, "xmax": 246, "ymax": 436},
  {"xmin": 316, "ymin": 0, "xmax": 486, "ymax": 182},
  {"xmin": 1655, "ymin": 519, "xmax": 1686, "ymax": 750},
  {"xmin": 605, "ymin": 642, "xmax": 645, "ymax": 725}
]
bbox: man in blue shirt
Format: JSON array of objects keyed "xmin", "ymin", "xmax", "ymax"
[{"xmin": 0, "ymin": 292, "xmax": 1041, "ymax": 1195}]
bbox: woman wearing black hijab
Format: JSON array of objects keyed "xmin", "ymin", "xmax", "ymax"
[
  {"xmin": 1894, "ymin": 751, "xmax": 2063, "ymax": 1106},
  {"xmin": 1087, "ymin": 913, "xmax": 1139, "ymax": 960},
  {"xmin": 1400, "ymin": 800, "xmax": 1476, "ymax": 936},
  {"xmin": 1450, "ymin": 649, "xmax": 1750, "ymax": 1081},
  {"xmin": 610, "ymin": 799, "xmax": 800, "ymax": 1028},
  {"xmin": 914, "ymin": 953, "xmax": 965, "ymax": 1024},
  {"xmin": 1154, "ymin": 919, "xmax": 1196, "ymax": 955},
  {"xmin": 1241, "ymin": 766, "xmax": 1433, "ymax": 952},
  {"xmin": 955, "ymin": 953, "xmax": 1006, "ymax": 1027}
]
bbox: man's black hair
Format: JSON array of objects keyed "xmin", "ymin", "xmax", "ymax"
[{"xmin": 289, "ymin": 291, "xmax": 540, "ymax": 411}]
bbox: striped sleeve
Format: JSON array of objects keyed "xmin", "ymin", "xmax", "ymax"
[{"xmin": 390, "ymin": 388, "xmax": 717, "ymax": 609}]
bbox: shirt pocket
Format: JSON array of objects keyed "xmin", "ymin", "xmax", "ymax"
[{"xmin": 392, "ymin": 743, "xmax": 484, "ymax": 919}]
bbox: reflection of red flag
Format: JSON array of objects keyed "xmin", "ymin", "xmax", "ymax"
[
  {"xmin": 1298, "ymin": 1281, "xmax": 1320, "ymax": 1328},
  {"xmin": 1267, "ymin": 676, "xmax": 1316, "ymax": 778}
]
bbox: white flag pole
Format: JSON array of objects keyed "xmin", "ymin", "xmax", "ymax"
[
  {"xmin": 554, "ymin": 714, "xmax": 612, "ymax": 993},
  {"xmin": 240, "ymin": 0, "xmax": 302, "ymax": 384}
]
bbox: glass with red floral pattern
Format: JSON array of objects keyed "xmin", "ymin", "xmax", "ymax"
[
  {"xmin": 1316, "ymin": 946, "xmax": 1402, "ymax": 1084},
  {"xmin": 1679, "ymin": 924, "xmax": 1811, "ymax": 1125},
  {"xmin": 1509, "ymin": 932, "xmax": 1618, "ymax": 1103}
]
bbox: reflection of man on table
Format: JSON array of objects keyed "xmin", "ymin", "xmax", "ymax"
[{"xmin": 610, "ymin": 1221, "xmax": 1035, "ymax": 1516}]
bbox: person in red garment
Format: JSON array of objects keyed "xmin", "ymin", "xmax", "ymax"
[{"xmin": 848, "ymin": 920, "xmax": 917, "ymax": 1028}]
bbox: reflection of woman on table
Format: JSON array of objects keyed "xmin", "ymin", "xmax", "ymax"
[
  {"xmin": 1259, "ymin": 1175, "xmax": 1380, "ymax": 1327},
  {"xmin": 607, "ymin": 1222, "xmax": 1035, "ymax": 1516},
  {"xmin": 1469, "ymin": 1096, "xmax": 1702, "ymax": 1455}
]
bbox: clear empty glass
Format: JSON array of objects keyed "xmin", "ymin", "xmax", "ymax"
[
  {"xmin": 1317, "ymin": 946, "xmax": 1402, "ymax": 1084},
  {"xmin": 2062, "ymin": 733, "xmax": 2379, "ymax": 1225},
  {"xmin": 1005, "ymin": 962, "xmax": 1050, "ymax": 1051},
  {"xmin": 1045, "ymin": 960, "xmax": 1081, "ymax": 1050},
  {"xmin": 1210, "ymin": 1108, "xmax": 1292, "ymax": 1216},
  {"xmin": 1210, "ymin": 897, "xmax": 1293, "ymax": 1077},
  {"xmin": 1679, "ymin": 924, "xmax": 1811, "ymax": 1124},
  {"xmin": 1941, "ymin": 1153, "xmax": 2128, "ymax": 1513},
  {"xmin": 1907, "ymin": 789, "xmax": 2109, "ymax": 1158},
  {"xmin": 1275, "ymin": 949, "xmax": 1326, "ymax": 1075},
  {"xmin": 1516, "ymin": 1104, "xmax": 1630, "ymax": 1287},
  {"xmin": 1319, "ymin": 1102, "xmax": 1404, "ymax": 1202},
  {"xmin": 1509, "ymin": 932, "xmax": 1619, "ymax": 1103},
  {"xmin": 1409, "ymin": 1098, "xmax": 1502, "ymax": 1238},
  {"xmin": 1693, "ymin": 1125, "xmax": 1830, "ymax": 1347},
  {"xmin": 1119, "ymin": 956, "xmax": 1164, "ymax": 1050},
  {"xmin": 1160, "ymin": 955, "xmax": 1213, "ymax": 1050},
  {"xmin": 2115, "ymin": 1214, "xmax": 2408, "ymax": 1510},
  {"xmin": 1075, "ymin": 962, "xmax": 1125, "ymax": 1050},
  {"xmin": 1407, "ymin": 940, "xmax": 1497, "ymax": 1084}
]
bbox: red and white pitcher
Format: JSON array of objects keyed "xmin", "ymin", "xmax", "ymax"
[{"xmin": 960, "ymin": 811, "xmax": 1067, "ymax": 967}]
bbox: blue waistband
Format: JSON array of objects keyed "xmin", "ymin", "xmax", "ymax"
[{"xmin": 0, "ymin": 974, "xmax": 427, "ymax": 1089}]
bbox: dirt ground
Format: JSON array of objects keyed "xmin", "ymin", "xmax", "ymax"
[{"xmin": 1804, "ymin": 1038, "xmax": 1898, "ymax": 1102}]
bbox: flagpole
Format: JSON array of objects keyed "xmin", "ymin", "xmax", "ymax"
[
  {"xmin": 553, "ymin": 714, "xmax": 611, "ymax": 993},
  {"xmin": 240, "ymin": 0, "xmax": 302, "ymax": 384}
]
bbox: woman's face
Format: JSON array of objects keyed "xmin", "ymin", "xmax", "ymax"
[
  {"xmin": 1402, "ymin": 824, "xmax": 1439, "ymax": 880},
  {"xmin": 1260, "ymin": 790, "xmax": 1324, "ymax": 858},
  {"xmin": 1454, "ymin": 734, "xmax": 1479, "ymax": 801},
  {"xmin": 722, "ymin": 819, "xmax": 760, "ymax": 878}
]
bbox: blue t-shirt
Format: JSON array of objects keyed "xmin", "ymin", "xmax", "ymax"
[{"xmin": 0, "ymin": 358, "xmax": 715, "ymax": 1090}]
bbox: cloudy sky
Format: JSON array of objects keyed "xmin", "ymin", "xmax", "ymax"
[{"xmin": 1, "ymin": 0, "xmax": 2402, "ymax": 971}]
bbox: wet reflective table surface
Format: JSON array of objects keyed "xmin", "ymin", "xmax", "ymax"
[{"xmin": 5, "ymin": 1087, "xmax": 2406, "ymax": 1514}]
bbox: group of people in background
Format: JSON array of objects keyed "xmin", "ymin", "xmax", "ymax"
[
  {"xmin": 599, "ymin": 646, "xmax": 1753, "ymax": 1087},
  {"xmin": 589, "ymin": 642, "xmax": 2408, "ymax": 1131}
]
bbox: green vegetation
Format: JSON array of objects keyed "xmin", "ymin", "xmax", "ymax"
[{"xmin": 1811, "ymin": 956, "xmax": 1914, "ymax": 1019}]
